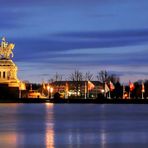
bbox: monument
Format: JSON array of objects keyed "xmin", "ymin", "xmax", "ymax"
[{"xmin": 0, "ymin": 37, "xmax": 25, "ymax": 98}]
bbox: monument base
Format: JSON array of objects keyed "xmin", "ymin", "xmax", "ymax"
[
  {"xmin": 0, "ymin": 83, "xmax": 19, "ymax": 98},
  {"xmin": 0, "ymin": 59, "xmax": 23, "ymax": 98}
]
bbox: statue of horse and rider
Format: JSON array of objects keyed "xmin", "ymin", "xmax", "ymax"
[{"xmin": 0, "ymin": 37, "xmax": 15, "ymax": 59}]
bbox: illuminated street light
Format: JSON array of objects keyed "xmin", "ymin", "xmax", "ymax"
[
  {"xmin": 101, "ymin": 89, "xmax": 105, "ymax": 93},
  {"xmin": 101, "ymin": 89, "xmax": 105, "ymax": 97},
  {"xmin": 50, "ymin": 87, "xmax": 53, "ymax": 98},
  {"xmin": 47, "ymin": 85, "xmax": 50, "ymax": 98}
]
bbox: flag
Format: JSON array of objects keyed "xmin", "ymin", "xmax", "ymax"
[
  {"xmin": 110, "ymin": 81, "xmax": 115, "ymax": 91},
  {"xmin": 85, "ymin": 81, "xmax": 87, "ymax": 94},
  {"xmin": 129, "ymin": 81, "xmax": 134, "ymax": 91},
  {"xmin": 105, "ymin": 82, "xmax": 110, "ymax": 93},
  {"xmin": 88, "ymin": 81, "xmax": 95, "ymax": 91},
  {"xmin": 65, "ymin": 82, "xmax": 69, "ymax": 98},
  {"xmin": 142, "ymin": 82, "xmax": 145, "ymax": 93},
  {"xmin": 65, "ymin": 82, "xmax": 69, "ymax": 93}
]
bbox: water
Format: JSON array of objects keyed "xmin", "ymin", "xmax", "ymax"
[{"xmin": 0, "ymin": 104, "xmax": 148, "ymax": 148}]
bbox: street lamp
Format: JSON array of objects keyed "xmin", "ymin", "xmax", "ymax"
[
  {"xmin": 101, "ymin": 89, "xmax": 105, "ymax": 97},
  {"xmin": 47, "ymin": 85, "xmax": 50, "ymax": 98},
  {"xmin": 101, "ymin": 89, "xmax": 105, "ymax": 93},
  {"xmin": 50, "ymin": 87, "xmax": 53, "ymax": 98}
]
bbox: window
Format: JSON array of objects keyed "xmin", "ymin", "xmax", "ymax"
[{"xmin": 3, "ymin": 71, "xmax": 5, "ymax": 78}]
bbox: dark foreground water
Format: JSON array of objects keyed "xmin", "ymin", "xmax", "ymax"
[{"xmin": 0, "ymin": 104, "xmax": 148, "ymax": 148}]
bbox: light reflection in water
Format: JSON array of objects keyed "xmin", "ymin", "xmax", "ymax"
[
  {"xmin": 45, "ymin": 103, "xmax": 55, "ymax": 148},
  {"xmin": 0, "ymin": 133, "xmax": 17, "ymax": 147},
  {"xmin": 0, "ymin": 104, "xmax": 148, "ymax": 147},
  {"xmin": 0, "ymin": 104, "xmax": 19, "ymax": 147},
  {"xmin": 101, "ymin": 130, "xmax": 107, "ymax": 148}
]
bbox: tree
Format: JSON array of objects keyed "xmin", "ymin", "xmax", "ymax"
[
  {"xmin": 53, "ymin": 72, "xmax": 62, "ymax": 82},
  {"xmin": 96, "ymin": 70, "xmax": 109, "ymax": 83},
  {"xmin": 48, "ymin": 72, "xmax": 63, "ymax": 83},
  {"xmin": 96, "ymin": 70, "xmax": 120, "ymax": 98},
  {"xmin": 69, "ymin": 70, "xmax": 83, "ymax": 96},
  {"xmin": 84, "ymin": 71, "xmax": 93, "ymax": 81},
  {"xmin": 96, "ymin": 70, "xmax": 119, "ymax": 84},
  {"xmin": 114, "ymin": 81, "xmax": 122, "ymax": 99},
  {"xmin": 108, "ymin": 74, "xmax": 120, "ymax": 84},
  {"xmin": 69, "ymin": 70, "xmax": 83, "ymax": 81}
]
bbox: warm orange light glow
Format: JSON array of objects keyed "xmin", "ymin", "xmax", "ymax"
[
  {"xmin": 123, "ymin": 93, "xmax": 128, "ymax": 99},
  {"xmin": 101, "ymin": 89, "xmax": 105, "ymax": 93},
  {"xmin": 50, "ymin": 87, "xmax": 53, "ymax": 93},
  {"xmin": 45, "ymin": 104, "xmax": 54, "ymax": 148},
  {"xmin": 0, "ymin": 133, "xmax": 18, "ymax": 147},
  {"xmin": 47, "ymin": 85, "xmax": 50, "ymax": 91},
  {"xmin": 45, "ymin": 103, "xmax": 53, "ymax": 108}
]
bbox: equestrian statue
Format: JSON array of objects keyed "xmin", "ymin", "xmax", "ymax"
[{"xmin": 0, "ymin": 37, "xmax": 15, "ymax": 59}]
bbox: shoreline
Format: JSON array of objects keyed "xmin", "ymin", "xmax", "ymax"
[{"xmin": 0, "ymin": 98, "xmax": 148, "ymax": 103}]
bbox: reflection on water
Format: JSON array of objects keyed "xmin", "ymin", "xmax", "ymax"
[
  {"xmin": 45, "ymin": 103, "xmax": 54, "ymax": 148},
  {"xmin": 1, "ymin": 104, "xmax": 148, "ymax": 147}
]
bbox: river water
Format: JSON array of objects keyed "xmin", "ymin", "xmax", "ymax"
[{"xmin": 0, "ymin": 104, "xmax": 148, "ymax": 148}]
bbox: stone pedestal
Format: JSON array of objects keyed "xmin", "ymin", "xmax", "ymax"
[
  {"xmin": 0, "ymin": 59, "xmax": 20, "ymax": 87},
  {"xmin": 0, "ymin": 59, "xmax": 21, "ymax": 98}
]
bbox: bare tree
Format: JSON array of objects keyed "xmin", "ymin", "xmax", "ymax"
[
  {"xmin": 69, "ymin": 70, "xmax": 83, "ymax": 96},
  {"xmin": 69, "ymin": 70, "xmax": 83, "ymax": 82},
  {"xmin": 84, "ymin": 71, "xmax": 93, "ymax": 81},
  {"xmin": 96, "ymin": 70, "xmax": 119, "ymax": 83},
  {"xmin": 96, "ymin": 70, "xmax": 109, "ymax": 83},
  {"xmin": 54, "ymin": 72, "xmax": 63, "ymax": 82},
  {"xmin": 48, "ymin": 72, "xmax": 63, "ymax": 92},
  {"xmin": 108, "ymin": 74, "xmax": 120, "ymax": 84},
  {"xmin": 48, "ymin": 72, "xmax": 63, "ymax": 83}
]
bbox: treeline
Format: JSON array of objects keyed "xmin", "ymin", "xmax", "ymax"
[
  {"xmin": 24, "ymin": 70, "xmax": 148, "ymax": 99},
  {"xmin": 48, "ymin": 70, "xmax": 119, "ymax": 84}
]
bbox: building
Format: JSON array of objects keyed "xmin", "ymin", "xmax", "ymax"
[{"xmin": 49, "ymin": 81, "xmax": 103, "ymax": 98}]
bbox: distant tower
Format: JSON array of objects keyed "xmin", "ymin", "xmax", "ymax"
[{"xmin": 0, "ymin": 37, "xmax": 25, "ymax": 98}]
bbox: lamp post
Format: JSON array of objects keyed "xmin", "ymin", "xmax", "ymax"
[
  {"xmin": 47, "ymin": 85, "xmax": 50, "ymax": 99},
  {"xmin": 101, "ymin": 89, "xmax": 105, "ymax": 98},
  {"xmin": 50, "ymin": 87, "xmax": 53, "ymax": 98}
]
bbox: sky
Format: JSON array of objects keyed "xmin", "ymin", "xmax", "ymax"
[{"xmin": 1, "ymin": 0, "xmax": 148, "ymax": 83}]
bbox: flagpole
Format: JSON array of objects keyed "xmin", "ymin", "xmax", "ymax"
[
  {"xmin": 87, "ymin": 81, "xmax": 90, "ymax": 98},
  {"xmin": 65, "ymin": 82, "xmax": 67, "ymax": 99},
  {"xmin": 104, "ymin": 82, "xmax": 110, "ymax": 99},
  {"xmin": 85, "ymin": 81, "xmax": 87, "ymax": 99},
  {"xmin": 142, "ymin": 81, "xmax": 144, "ymax": 99},
  {"xmin": 122, "ymin": 85, "xmax": 124, "ymax": 99},
  {"xmin": 88, "ymin": 89, "xmax": 89, "ymax": 98},
  {"xmin": 129, "ymin": 91, "xmax": 130, "ymax": 99},
  {"xmin": 142, "ymin": 92, "xmax": 144, "ymax": 99},
  {"xmin": 104, "ymin": 82, "xmax": 106, "ymax": 98}
]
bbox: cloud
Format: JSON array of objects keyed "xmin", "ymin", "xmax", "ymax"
[
  {"xmin": 11, "ymin": 29, "xmax": 148, "ymax": 63},
  {"xmin": 1, "ymin": 0, "xmax": 148, "ymax": 82}
]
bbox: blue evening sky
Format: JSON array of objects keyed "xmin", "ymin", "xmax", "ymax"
[{"xmin": 1, "ymin": 0, "xmax": 148, "ymax": 83}]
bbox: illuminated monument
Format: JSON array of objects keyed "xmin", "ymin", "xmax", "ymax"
[{"xmin": 0, "ymin": 37, "xmax": 25, "ymax": 98}]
